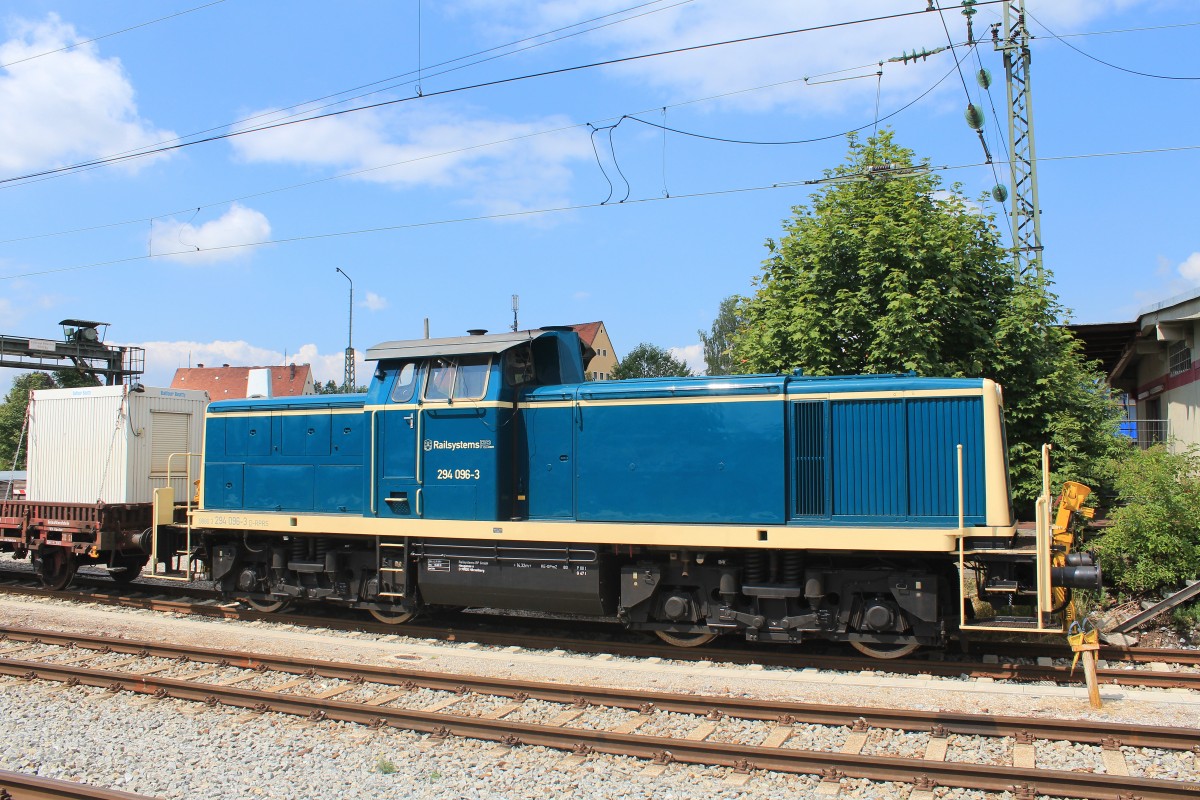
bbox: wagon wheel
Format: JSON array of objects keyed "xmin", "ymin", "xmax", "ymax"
[
  {"xmin": 38, "ymin": 549, "xmax": 78, "ymax": 591},
  {"xmin": 241, "ymin": 596, "xmax": 293, "ymax": 614},
  {"xmin": 368, "ymin": 606, "xmax": 415, "ymax": 625},
  {"xmin": 849, "ymin": 639, "xmax": 921, "ymax": 660},
  {"xmin": 654, "ymin": 629, "xmax": 717, "ymax": 648},
  {"xmin": 109, "ymin": 555, "xmax": 149, "ymax": 584}
]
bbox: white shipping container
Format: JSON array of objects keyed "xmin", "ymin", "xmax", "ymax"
[{"xmin": 27, "ymin": 386, "xmax": 209, "ymax": 504}]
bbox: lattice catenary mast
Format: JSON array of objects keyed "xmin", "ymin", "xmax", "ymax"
[{"xmin": 993, "ymin": 0, "xmax": 1043, "ymax": 282}]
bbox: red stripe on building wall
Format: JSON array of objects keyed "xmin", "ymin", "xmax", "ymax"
[{"xmin": 1136, "ymin": 362, "xmax": 1200, "ymax": 398}]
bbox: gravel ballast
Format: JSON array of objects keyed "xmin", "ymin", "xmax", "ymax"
[{"xmin": 2, "ymin": 589, "xmax": 1200, "ymax": 799}]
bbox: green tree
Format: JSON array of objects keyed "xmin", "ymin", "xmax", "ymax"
[
  {"xmin": 611, "ymin": 343, "xmax": 692, "ymax": 380},
  {"xmin": 735, "ymin": 130, "xmax": 1009, "ymax": 376},
  {"xmin": 0, "ymin": 372, "xmax": 55, "ymax": 471},
  {"xmin": 313, "ymin": 379, "xmax": 340, "ymax": 395},
  {"xmin": 1094, "ymin": 445, "xmax": 1200, "ymax": 594},
  {"xmin": 698, "ymin": 295, "xmax": 743, "ymax": 376},
  {"xmin": 733, "ymin": 130, "xmax": 1123, "ymax": 510},
  {"xmin": 52, "ymin": 369, "xmax": 102, "ymax": 389}
]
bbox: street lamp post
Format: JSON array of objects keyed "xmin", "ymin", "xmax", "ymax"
[{"xmin": 335, "ymin": 268, "xmax": 354, "ymax": 392}]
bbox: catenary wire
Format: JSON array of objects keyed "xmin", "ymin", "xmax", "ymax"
[
  {"xmin": 971, "ymin": 30, "xmax": 1015, "ymax": 241},
  {"xmin": 0, "ymin": 48, "xmax": 968, "ymax": 245},
  {"xmin": 929, "ymin": 1, "xmax": 1011, "ymax": 245},
  {"xmin": 0, "ymin": 1, "xmax": 1009, "ymax": 187},
  {"xmin": 8, "ymin": 10, "xmax": 1186, "ymax": 247},
  {"xmin": 1038, "ymin": 20, "xmax": 1200, "ymax": 39},
  {"xmin": 11, "ymin": 8, "xmax": 1182, "ymax": 245},
  {"xmin": 0, "ymin": 0, "xmax": 230, "ymax": 70},
  {"xmin": 621, "ymin": 49, "xmax": 967, "ymax": 145},
  {"xmin": 0, "ymin": 0, "xmax": 695, "ymax": 191},
  {"xmin": 1026, "ymin": 10, "xmax": 1200, "ymax": 81},
  {"xmin": 6, "ymin": 142, "xmax": 1197, "ymax": 283}
]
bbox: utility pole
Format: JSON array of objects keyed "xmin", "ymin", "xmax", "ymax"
[
  {"xmin": 994, "ymin": 0, "xmax": 1043, "ymax": 282},
  {"xmin": 335, "ymin": 268, "xmax": 355, "ymax": 392},
  {"xmin": 511, "ymin": 294, "xmax": 519, "ymax": 332}
]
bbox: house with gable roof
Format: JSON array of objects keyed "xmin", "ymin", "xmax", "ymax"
[
  {"xmin": 570, "ymin": 322, "xmax": 619, "ymax": 380},
  {"xmin": 170, "ymin": 363, "xmax": 316, "ymax": 399}
]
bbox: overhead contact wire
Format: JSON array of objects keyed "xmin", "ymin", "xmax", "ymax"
[
  {"xmin": 1, "ymin": 47, "xmax": 970, "ymax": 244},
  {"xmin": 0, "ymin": 1, "xmax": 1010, "ymax": 187},
  {"xmin": 0, "ymin": 0, "xmax": 695, "ymax": 190},
  {"xmin": 16, "ymin": 139, "xmax": 1193, "ymax": 283},
  {"xmin": 1027, "ymin": 10, "xmax": 1200, "ymax": 81},
  {"xmin": 0, "ymin": 0, "xmax": 230, "ymax": 70}
]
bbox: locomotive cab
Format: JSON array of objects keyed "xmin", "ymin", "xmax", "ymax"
[{"xmin": 365, "ymin": 329, "xmax": 586, "ymax": 522}]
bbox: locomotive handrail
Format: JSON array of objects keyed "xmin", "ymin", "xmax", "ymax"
[
  {"xmin": 577, "ymin": 383, "xmax": 781, "ymax": 401},
  {"xmin": 165, "ymin": 451, "xmax": 200, "ymax": 506},
  {"xmin": 1037, "ymin": 444, "xmax": 1053, "ymax": 615},
  {"xmin": 956, "ymin": 444, "xmax": 964, "ymax": 535},
  {"xmin": 369, "ymin": 410, "xmax": 378, "ymax": 515},
  {"xmin": 155, "ymin": 451, "xmax": 201, "ymax": 582}
]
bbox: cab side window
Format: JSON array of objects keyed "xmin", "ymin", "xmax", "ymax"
[
  {"xmin": 389, "ymin": 361, "xmax": 419, "ymax": 403},
  {"xmin": 455, "ymin": 356, "xmax": 490, "ymax": 399},
  {"xmin": 425, "ymin": 359, "xmax": 455, "ymax": 401},
  {"xmin": 423, "ymin": 355, "xmax": 490, "ymax": 402},
  {"xmin": 504, "ymin": 346, "xmax": 534, "ymax": 387}
]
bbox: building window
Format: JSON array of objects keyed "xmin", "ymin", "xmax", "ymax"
[{"xmin": 1169, "ymin": 340, "xmax": 1192, "ymax": 376}]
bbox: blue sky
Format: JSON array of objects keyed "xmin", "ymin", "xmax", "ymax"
[{"xmin": 1, "ymin": 0, "xmax": 1197, "ymax": 387}]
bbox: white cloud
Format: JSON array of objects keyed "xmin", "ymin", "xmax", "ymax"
[
  {"xmin": 133, "ymin": 340, "xmax": 357, "ymax": 387},
  {"xmin": 362, "ymin": 292, "xmax": 388, "ymax": 312},
  {"xmin": 0, "ymin": 15, "xmax": 176, "ymax": 173},
  {"xmin": 0, "ymin": 283, "xmax": 64, "ymax": 327},
  {"xmin": 1178, "ymin": 252, "xmax": 1200, "ymax": 283},
  {"xmin": 670, "ymin": 342, "xmax": 705, "ymax": 375},
  {"xmin": 230, "ymin": 106, "xmax": 592, "ymax": 213},
  {"xmin": 149, "ymin": 204, "xmax": 271, "ymax": 263}
]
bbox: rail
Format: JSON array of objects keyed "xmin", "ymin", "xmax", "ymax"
[
  {"xmin": 0, "ymin": 769, "xmax": 154, "ymax": 800},
  {"xmin": 2, "ymin": 627, "xmax": 1198, "ymax": 800}
]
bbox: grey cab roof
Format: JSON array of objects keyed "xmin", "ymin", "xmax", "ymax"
[{"xmin": 365, "ymin": 329, "xmax": 558, "ymax": 362}]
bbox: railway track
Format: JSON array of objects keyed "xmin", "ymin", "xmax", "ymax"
[
  {"xmin": 2, "ymin": 569, "xmax": 1198, "ymax": 690},
  {"xmin": 2, "ymin": 625, "xmax": 1198, "ymax": 800},
  {"xmin": 0, "ymin": 769, "xmax": 154, "ymax": 800}
]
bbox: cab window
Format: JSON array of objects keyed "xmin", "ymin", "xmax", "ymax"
[
  {"xmin": 455, "ymin": 356, "xmax": 490, "ymax": 399},
  {"xmin": 423, "ymin": 355, "xmax": 491, "ymax": 402},
  {"xmin": 504, "ymin": 346, "xmax": 534, "ymax": 387},
  {"xmin": 425, "ymin": 359, "xmax": 455, "ymax": 401},
  {"xmin": 389, "ymin": 361, "xmax": 418, "ymax": 403}
]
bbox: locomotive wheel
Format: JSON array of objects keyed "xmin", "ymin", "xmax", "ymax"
[
  {"xmin": 109, "ymin": 556, "xmax": 149, "ymax": 584},
  {"xmin": 654, "ymin": 629, "xmax": 717, "ymax": 648},
  {"xmin": 368, "ymin": 606, "xmax": 415, "ymax": 625},
  {"xmin": 241, "ymin": 596, "xmax": 293, "ymax": 614},
  {"xmin": 849, "ymin": 639, "xmax": 921, "ymax": 660},
  {"xmin": 38, "ymin": 549, "xmax": 77, "ymax": 591}
]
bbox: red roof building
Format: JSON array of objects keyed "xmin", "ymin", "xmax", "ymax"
[
  {"xmin": 569, "ymin": 322, "xmax": 618, "ymax": 380},
  {"xmin": 170, "ymin": 363, "xmax": 315, "ymax": 399}
]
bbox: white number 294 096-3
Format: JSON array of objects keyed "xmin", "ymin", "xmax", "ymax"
[{"xmin": 436, "ymin": 468, "xmax": 481, "ymax": 480}]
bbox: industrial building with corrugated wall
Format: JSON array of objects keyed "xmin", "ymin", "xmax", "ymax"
[{"xmin": 27, "ymin": 386, "xmax": 209, "ymax": 504}]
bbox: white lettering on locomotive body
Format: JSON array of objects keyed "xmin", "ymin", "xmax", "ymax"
[
  {"xmin": 423, "ymin": 439, "xmax": 495, "ymax": 452},
  {"xmin": 435, "ymin": 468, "xmax": 482, "ymax": 480}
]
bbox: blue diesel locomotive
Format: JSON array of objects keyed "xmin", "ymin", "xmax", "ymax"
[{"xmin": 180, "ymin": 328, "xmax": 1097, "ymax": 657}]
